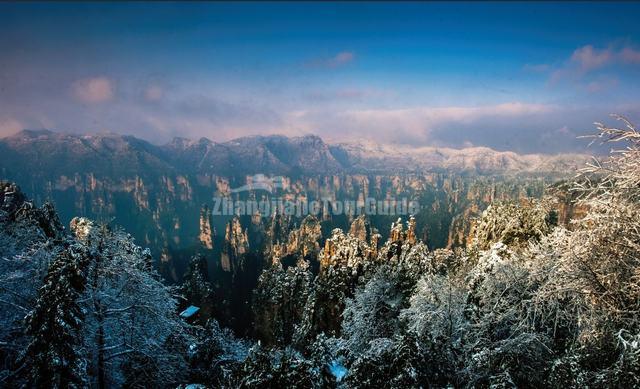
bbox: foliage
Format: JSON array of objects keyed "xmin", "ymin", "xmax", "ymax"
[
  {"xmin": 3, "ymin": 116, "xmax": 640, "ymax": 388},
  {"xmin": 473, "ymin": 198, "xmax": 557, "ymax": 250},
  {"xmin": 21, "ymin": 244, "xmax": 89, "ymax": 388}
]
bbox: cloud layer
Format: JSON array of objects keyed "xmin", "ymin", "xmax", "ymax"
[
  {"xmin": 1, "ymin": 41, "xmax": 638, "ymax": 155},
  {"xmin": 549, "ymin": 43, "xmax": 640, "ymax": 85},
  {"xmin": 72, "ymin": 77, "xmax": 114, "ymax": 103},
  {"xmin": 0, "ymin": 118, "xmax": 23, "ymax": 137}
]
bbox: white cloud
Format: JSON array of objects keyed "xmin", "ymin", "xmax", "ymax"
[
  {"xmin": 72, "ymin": 77, "xmax": 114, "ymax": 103},
  {"xmin": 620, "ymin": 47, "xmax": 640, "ymax": 64},
  {"xmin": 282, "ymin": 102, "xmax": 557, "ymax": 144},
  {"xmin": 328, "ymin": 51, "xmax": 355, "ymax": 67},
  {"xmin": 144, "ymin": 85, "xmax": 164, "ymax": 101},
  {"xmin": 570, "ymin": 45, "xmax": 613, "ymax": 72},
  {"xmin": 344, "ymin": 102, "xmax": 555, "ymax": 127},
  {"xmin": 307, "ymin": 51, "xmax": 356, "ymax": 68},
  {"xmin": 549, "ymin": 43, "xmax": 640, "ymax": 85},
  {"xmin": 584, "ymin": 77, "xmax": 619, "ymax": 93},
  {"xmin": 0, "ymin": 118, "xmax": 23, "ymax": 137}
]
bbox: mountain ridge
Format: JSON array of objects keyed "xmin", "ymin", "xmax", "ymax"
[{"xmin": 1, "ymin": 129, "xmax": 589, "ymax": 177}]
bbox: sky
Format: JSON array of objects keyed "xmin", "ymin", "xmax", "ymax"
[{"xmin": 1, "ymin": 2, "xmax": 639, "ymax": 154}]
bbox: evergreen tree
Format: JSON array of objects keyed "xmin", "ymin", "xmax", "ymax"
[
  {"xmin": 71, "ymin": 217, "xmax": 190, "ymax": 388},
  {"xmin": 181, "ymin": 254, "xmax": 214, "ymax": 323},
  {"xmin": 253, "ymin": 260, "xmax": 313, "ymax": 347},
  {"xmin": 21, "ymin": 244, "xmax": 88, "ymax": 388}
]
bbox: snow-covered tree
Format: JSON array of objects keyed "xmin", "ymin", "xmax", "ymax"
[
  {"xmin": 529, "ymin": 116, "xmax": 640, "ymax": 386},
  {"xmin": 71, "ymin": 217, "xmax": 190, "ymax": 388},
  {"xmin": 253, "ymin": 260, "xmax": 313, "ymax": 347},
  {"xmin": 180, "ymin": 254, "xmax": 214, "ymax": 324},
  {"xmin": 472, "ymin": 198, "xmax": 557, "ymax": 251},
  {"xmin": 236, "ymin": 344, "xmax": 321, "ymax": 388},
  {"xmin": 186, "ymin": 319, "xmax": 250, "ymax": 387},
  {"xmin": 341, "ymin": 266, "xmax": 406, "ymax": 355},
  {"xmin": 21, "ymin": 243, "xmax": 89, "ymax": 388},
  {"xmin": 342, "ymin": 335, "xmax": 425, "ymax": 388},
  {"xmin": 0, "ymin": 183, "xmax": 66, "ymax": 384},
  {"xmin": 400, "ymin": 273, "xmax": 468, "ymax": 381}
]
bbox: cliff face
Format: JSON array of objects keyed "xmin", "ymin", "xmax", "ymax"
[
  {"xmin": 199, "ymin": 205, "xmax": 214, "ymax": 250},
  {"xmin": 221, "ymin": 217, "xmax": 249, "ymax": 273},
  {"xmin": 349, "ymin": 214, "xmax": 378, "ymax": 243},
  {"xmin": 0, "ymin": 169, "xmax": 557, "ymax": 281},
  {"xmin": 0, "ymin": 130, "xmax": 583, "ymax": 282},
  {"xmin": 319, "ymin": 215, "xmax": 383, "ymax": 271},
  {"xmin": 267, "ymin": 215, "xmax": 322, "ymax": 266}
]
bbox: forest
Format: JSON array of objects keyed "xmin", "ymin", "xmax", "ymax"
[{"xmin": 1, "ymin": 117, "xmax": 639, "ymax": 388}]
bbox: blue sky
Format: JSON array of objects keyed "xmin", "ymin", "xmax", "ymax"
[{"xmin": 1, "ymin": 2, "xmax": 639, "ymax": 153}]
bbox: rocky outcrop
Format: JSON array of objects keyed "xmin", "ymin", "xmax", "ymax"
[
  {"xmin": 319, "ymin": 228, "xmax": 376, "ymax": 271},
  {"xmin": 547, "ymin": 182, "xmax": 589, "ymax": 227},
  {"xmin": 276, "ymin": 216, "xmax": 322, "ymax": 263},
  {"xmin": 199, "ymin": 205, "xmax": 214, "ymax": 250},
  {"xmin": 263, "ymin": 213, "xmax": 294, "ymax": 263},
  {"xmin": 389, "ymin": 216, "xmax": 417, "ymax": 245},
  {"xmin": 0, "ymin": 130, "xmax": 580, "ymax": 283},
  {"xmin": 221, "ymin": 217, "xmax": 249, "ymax": 273},
  {"xmin": 0, "ymin": 182, "xmax": 27, "ymax": 215},
  {"xmin": 348, "ymin": 215, "xmax": 375, "ymax": 242},
  {"xmin": 348, "ymin": 215, "xmax": 380, "ymax": 257},
  {"xmin": 1, "ymin": 182, "xmax": 64, "ymax": 241}
]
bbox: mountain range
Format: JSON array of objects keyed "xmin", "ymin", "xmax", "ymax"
[
  {"xmin": 1, "ymin": 129, "xmax": 588, "ymax": 178},
  {"xmin": 0, "ymin": 129, "xmax": 586, "ymax": 283}
]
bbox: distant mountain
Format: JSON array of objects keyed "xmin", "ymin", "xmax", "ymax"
[
  {"xmin": 1, "ymin": 130, "xmax": 588, "ymax": 178},
  {"xmin": 333, "ymin": 140, "xmax": 588, "ymax": 175},
  {"xmin": 163, "ymin": 134, "xmax": 343, "ymax": 176},
  {"xmin": 0, "ymin": 129, "xmax": 586, "ymax": 284},
  {"xmin": 0, "ymin": 129, "xmax": 174, "ymax": 180}
]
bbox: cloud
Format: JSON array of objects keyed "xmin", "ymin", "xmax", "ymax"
[
  {"xmin": 0, "ymin": 118, "xmax": 23, "ymax": 137},
  {"xmin": 304, "ymin": 87, "xmax": 392, "ymax": 102},
  {"xmin": 307, "ymin": 51, "xmax": 356, "ymax": 68},
  {"xmin": 282, "ymin": 102, "xmax": 558, "ymax": 146},
  {"xmin": 620, "ymin": 47, "xmax": 640, "ymax": 64},
  {"xmin": 344, "ymin": 102, "xmax": 555, "ymax": 128},
  {"xmin": 284, "ymin": 103, "xmax": 637, "ymax": 154},
  {"xmin": 570, "ymin": 45, "xmax": 613, "ymax": 72},
  {"xmin": 328, "ymin": 51, "xmax": 355, "ymax": 67},
  {"xmin": 549, "ymin": 43, "xmax": 640, "ymax": 84},
  {"xmin": 134, "ymin": 94, "xmax": 284, "ymax": 141},
  {"xmin": 144, "ymin": 85, "xmax": 164, "ymax": 101},
  {"xmin": 72, "ymin": 77, "xmax": 114, "ymax": 103},
  {"xmin": 584, "ymin": 77, "xmax": 619, "ymax": 93}
]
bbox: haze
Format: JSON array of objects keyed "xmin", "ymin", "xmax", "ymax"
[{"xmin": 1, "ymin": 2, "xmax": 639, "ymax": 153}]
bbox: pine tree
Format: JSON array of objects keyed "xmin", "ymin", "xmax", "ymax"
[
  {"xmin": 181, "ymin": 254, "xmax": 213, "ymax": 321},
  {"xmin": 253, "ymin": 261, "xmax": 313, "ymax": 347},
  {"xmin": 21, "ymin": 244, "xmax": 88, "ymax": 388},
  {"xmin": 70, "ymin": 218, "xmax": 190, "ymax": 387}
]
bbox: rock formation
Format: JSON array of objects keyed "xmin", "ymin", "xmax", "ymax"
[
  {"xmin": 199, "ymin": 205, "xmax": 214, "ymax": 250},
  {"xmin": 221, "ymin": 217, "xmax": 249, "ymax": 273}
]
